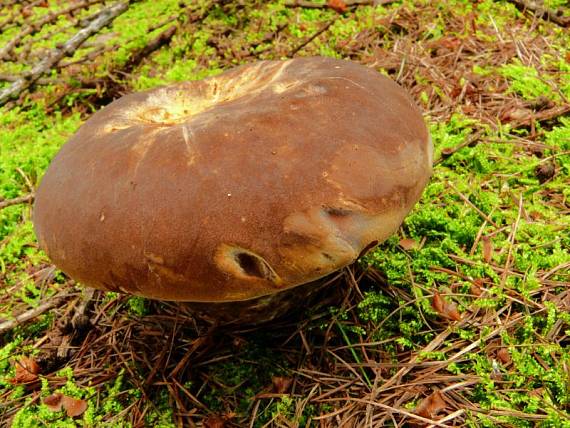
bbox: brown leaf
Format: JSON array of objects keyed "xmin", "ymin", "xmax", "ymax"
[
  {"xmin": 415, "ymin": 390, "xmax": 447, "ymax": 419},
  {"xmin": 62, "ymin": 395, "xmax": 87, "ymax": 417},
  {"xmin": 399, "ymin": 238, "xmax": 419, "ymax": 251},
  {"xmin": 203, "ymin": 416, "xmax": 226, "ymax": 428},
  {"xmin": 11, "ymin": 356, "xmax": 40, "ymax": 384},
  {"xmin": 432, "ymin": 291, "xmax": 461, "ymax": 321},
  {"xmin": 328, "ymin": 0, "xmax": 347, "ymax": 13},
  {"xmin": 496, "ymin": 348, "xmax": 511, "ymax": 365},
  {"xmin": 43, "ymin": 393, "xmax": 87, "ymax": 417},
  {"xmin": 43, "ymin": 393, "xmax": 64, "ymax": 411},
  {"xmin": 481, "ymin": 236, "xmax": 493, "ymax": 263},
  {"xmin": 272, "ymin": 376, "xmax": 293, "ymax": 394},
  {"xmin": 470, "ymin": 279, "xmax": 484, "ymax": 297},
  {"xmin": 436, "ymin": 36, "xmax": 461, "ymax": 50}
]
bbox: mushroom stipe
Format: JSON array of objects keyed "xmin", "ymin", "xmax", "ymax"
[{"xmin": 33, "ymin": 57, "xmax": 432, "ymax": 322}]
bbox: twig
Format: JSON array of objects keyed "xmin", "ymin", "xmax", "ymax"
[
  {"xmin": 0, "ymin": 193, "xmax": 34, "ymax": 210},
  {"xmin": 447, "ymin": 182, "xmax": 499, "ymax": 228},
  {"xmin": 0, "ymin": 74, "xmax": 62, "ymax": 85},
  {"xmin": 510, "ymin": 104, "xmax": 570, "ymax": 128},
  {"xmin": 285, "ymin": 0, "xmax": 395, "ymax": 8},
  {"xmin": 289, "ymin": 20, "xmax": 336, "ymax": 57},
  {"xmin": 499, "ymin": 194, "xmax": 523, "ymax": 288},
  {"xmin": 507, "ymin": 0, "xmax": 570, "ymax": 27},
  {"xmin": 0, "ymin": 290, "xmax": 74, "ymax": 335},
  {"xmin": 59, "ymin": 11, "xmax": 181, "ymax": 69},
  {"xmin": 71, "ymin": 287, "xmax": 96, "ymax": 330},
  {"xmin": 123, "ymin": 25, "xmax": 177, "ymax": 71},
  {"xmin": 0, "ymin": 0, "xmax": 46, "ymax": 33},
  {"xmin": 0, "ymin": 1, "xmax": 129, "ymax": 107},
  {"xmin": 434, "ymin": 129, "xmax": 485, "ymax": 165},
  {"xmin": 0, "ymin": 0, "xmax": 105, "ymax": 61}
]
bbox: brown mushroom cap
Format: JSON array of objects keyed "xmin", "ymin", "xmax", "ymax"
[{"xmin": 33, "ymin": 57, "xmax": 432, "ymax": 303}]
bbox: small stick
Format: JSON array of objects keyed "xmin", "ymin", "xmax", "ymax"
[
  {"xmin": 499, "ymin": 194, "xmax": 523, "ymax": 288},
  {"xmin": 0, "ymin": 1, "xmax": 129, "ymax": 107},
  {"xmin": 434, "ymin": 129, "xmax": 485, "ymax": 165},
  {"xmin": 447, "ymin": 182, "xmax": 499, "ymax": 228},
  {"xmin": 0, "ymin": 193, "xmax": 34, "ymax": 210},
  {"xmin": 0, "ymin": 0, "xmax": 105, "ymax": 61},
  {"xmin": 506, "ymin": 0, "xmax": 570, "ymax": 27},
  {"xmin": 511, "ymin": 104, "xmax": 570, "ymax": 128},
  {"xmin": 0, "ymin": 290, "xmax": 74, "ymax": 335},
  {"xmin": 289, "ymin": 20, "xmax": 335, "ymax": 57},
  {"xmin": 285, "ymin": 0, "xmax": 396, "ymax": 8}
]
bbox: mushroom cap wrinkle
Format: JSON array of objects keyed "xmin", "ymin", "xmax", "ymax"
[{"xmin": 33, "ymin": 57, "xmax": 433, "ymax": 304}]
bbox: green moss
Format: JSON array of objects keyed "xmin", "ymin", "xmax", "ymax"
[{"xmin": 499, "ymin": 61, "xmax": 558, "ymax": 101}]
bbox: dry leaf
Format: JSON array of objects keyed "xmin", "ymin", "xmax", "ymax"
[
  {"xmin": 470, "ymin": 279, "xmax": 484, "ymax": 297},
  {"xmin": 43, "ymin": 393, "xmax": 64, "ymax": 412},
  {"xmin": 496, "ymin": 348, "xmax": 511, "ymax": 365},
  {"xmin": 62, "ymin": 396, "xmax": 87, "ymax": 417},
  {"xmin": 415, "ymin": 390, "xmax": 447, "ymax": 419},
  {"xmin": 203, "ymin": 416, "xmax": 226, "ymax": 428},
  {"xmin": 272, "ymin": 376, "xmax": 293, "ymax": 394},
  {"xmin": 436, "ymin": 36, "xmax": 461, "ymax": 50},
  {"xmin": 328, "ymin": 0, "xmax": 347, "ymax": 13},
  {"xmin": 432, "ymin": 291, "xmax": 462, "ymax": 321},
  {"xmin": 11, "ymin": 356, "xmax": 40, "ymax": 384},
  {"xmin": 399, "ymin": 238, "xmax": 419, "ymax": 251},
  {"xmin": 43, "ymin": 393, "xmax": 87, "ymax": 417},
  {"xmin": 481, "ymin": 236, "xmax": 493, "ymax": 263}
]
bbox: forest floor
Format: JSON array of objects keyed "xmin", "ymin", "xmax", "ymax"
[{"xmin": 0, "ymin": 0, "xmax": 569, "ymax": 427}]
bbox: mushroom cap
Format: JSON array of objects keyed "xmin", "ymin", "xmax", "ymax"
[{"xmin": 33, "ymin": 57, "xmax": 432, "ymax": 303}]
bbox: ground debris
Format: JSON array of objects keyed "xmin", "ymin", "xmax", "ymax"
[
  {"xmin": 414, "ymin": 390, "xmax": 447, "ymax": 420},
  {"xmin": 10, "ymin": 356, "xmax": 40, "ymax": 385},
  {"xmin": 1, "ymin": 0, "xmax": 569, "ymax": 426},
  {"xmin": 43, "ymin": 393, "xmax": 88, "ymax": 418}
]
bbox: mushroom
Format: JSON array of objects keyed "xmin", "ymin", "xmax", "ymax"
[{"xmin": 33, "ymin": 57, "xmax": 432, "ymax": 322}]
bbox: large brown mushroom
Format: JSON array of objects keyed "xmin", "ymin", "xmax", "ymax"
[{"xmin": 33, "ymin": 57, "xmax": 432, "ymax": 322}]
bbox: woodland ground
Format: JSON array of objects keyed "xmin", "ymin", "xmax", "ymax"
[{"xmin": 0, "ymin": 0, "xmax": 569, "ymax": 427}]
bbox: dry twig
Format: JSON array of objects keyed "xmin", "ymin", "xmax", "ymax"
[
  {"xmin": 0, "ymin": 291, "xmax": 74, "ymax": 335},
  {"xmin": 507, "ymin": 0, "xmax": 570, "ymax": 27},
  {"xmin": 285, "ymin": 0, "xmax": 396, "ymax": 8},
  {"xmin": 0, "ymin": 193, "xmax": 34, "ymax": 210},
  {"xmin": 0, "ymin": 1, "xmax": 129, "ymax": 107}
]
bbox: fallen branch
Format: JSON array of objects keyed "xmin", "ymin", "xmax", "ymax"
[
  {"xmin": 285, "ymin": 0, "xmax": 395, "ymax": 8},
  {"xmin": 511, "ymin": 104, "xmax": 570, "ymax": 128},
  {"xmin": 0, "ymin": 1, "xmax": 129, "ymax": 107},
  {"xmin": 0, "ymin": 291, "xmax": 74, "ymax": 335},
  {"xmin": 0, "ymin": 0, "xmax": 105, "ymax": 61},
  {"xmin": 434, "ymin": 129, "xmax": 485, "ymax": 165},
  {"xmin": 51, "ymin": 1, "xmax": 217, "ymax": 113},
  {"xmin": 123, "ymin": 25, "xmax": 177, "ymax": 71},
  {"xmin": 507, "ymin": 0, "xmax": 570, "ymax": 27},
  {"xmin": 0, "ymin": 193, "xmax": 34, "ymax": 210},
  {"xmin": 0, "ymin": 0, "xmax": 47, "ymax": 33},
  {"xmin": 289, "ymin": 20, "xmax": 336, "ymax": 57}
]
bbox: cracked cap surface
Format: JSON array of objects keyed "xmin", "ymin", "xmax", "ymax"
[{"xmin": 33, "ymin": 57, "xmax": 433, "ymax": 302}]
